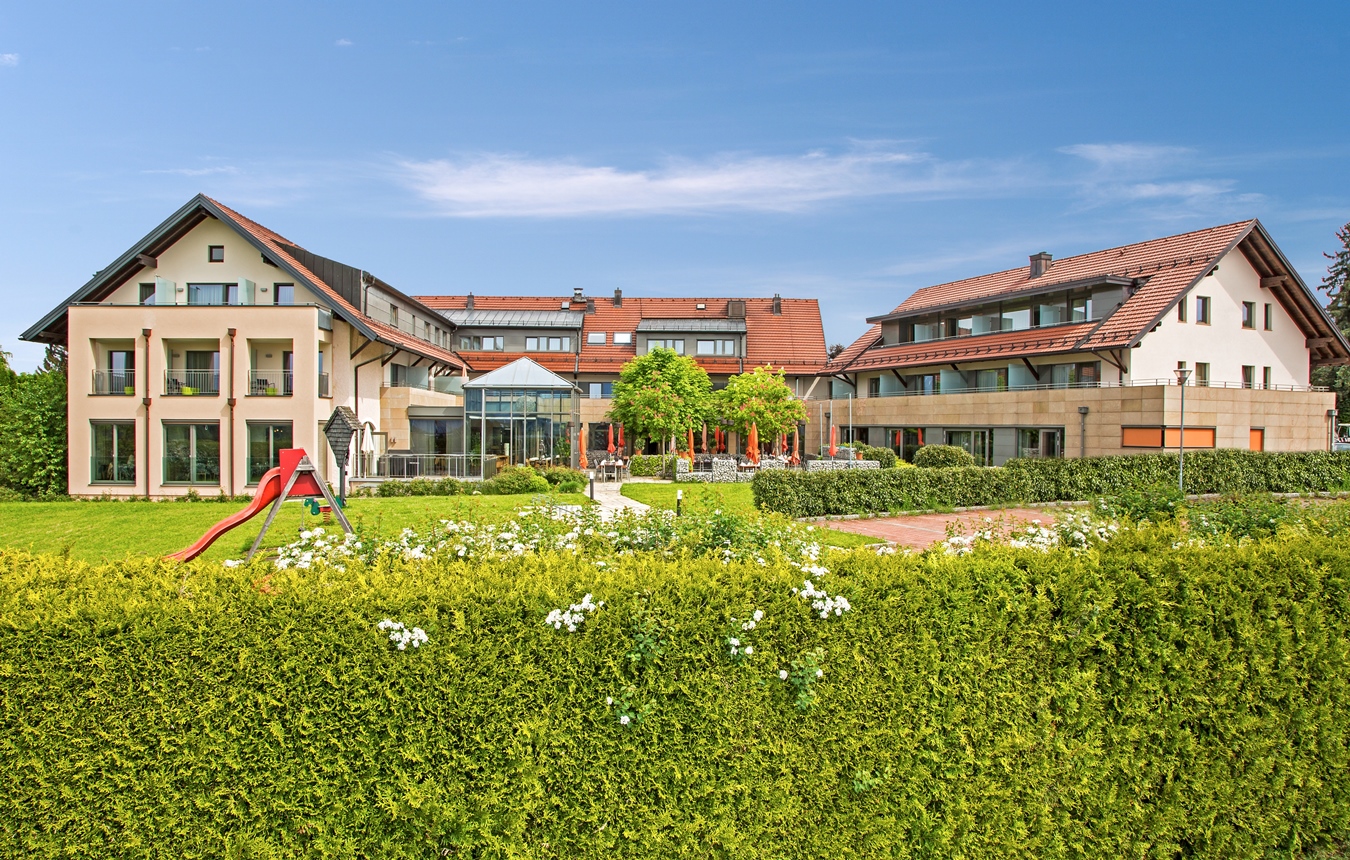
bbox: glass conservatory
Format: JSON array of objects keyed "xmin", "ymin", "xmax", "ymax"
[{"xmin": 463, "ymin": 358, "xmax": 579, "ymax": 479}]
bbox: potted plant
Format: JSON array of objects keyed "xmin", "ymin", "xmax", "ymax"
[
  {"xmin": 266, "ymin": 386, "xmax": 278, "ymax": 396},
  {"xmin": 123, "ymin": 385, "xmax": 135, "ymax": 395},
  {"xmin": 183, "ymin": 386, "xmax": 196, "ymax": 396}
]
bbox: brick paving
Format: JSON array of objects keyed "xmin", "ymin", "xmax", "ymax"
[{"xmin": 822, "ymin": 508, "xmax": 1058, "ymax": 550}]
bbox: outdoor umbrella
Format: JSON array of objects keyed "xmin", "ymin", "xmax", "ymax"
[
  {"xmin": 702, "ymin": 422, "xmax": 708, "ymax": 454},
  {"xmin": 714, "ymin": 427, "xmax": 722, "ymax": 453},
  {"xmin": 791, "ymin": 426, "xmax": 800, "ymax": 464},
  {"xmin": 617, "ymin": 424, "xmax": 624, "ymax": 451},
  {"xmin": 829, "ymin": 425, "xmax": 838, "ymax": 458},
  {"xmin": 579, "ymin": 442, "xmax": 588, "ymax": 470},
  {"xmin": 748, "ymin": 423, "xmax": 760, "ymax": 465},
  {"xmin": 607, "ymin": 424, "xmax": 615, "ymax": 455},
  {"xmin": 687, "ymin": 427, "xmax": 696, "ymax": 462}
]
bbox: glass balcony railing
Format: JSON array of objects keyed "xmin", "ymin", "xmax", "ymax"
[
  {"xmin": 92, "ymin": 370, "xmax": 136, "ymax": 396},
  {"xmin": 164, "ymin": 369, "xmax": 220, "ymax": 396},
  {"xmin": 91, "ymin": 456, "xmax": 136, "ymax": 484},
  {"xmin": 248, "ymin": 369, "xmax": 293, "ymax": 396}
]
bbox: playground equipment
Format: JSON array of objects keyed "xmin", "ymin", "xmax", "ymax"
[{"xmin": 165, "ymin": 448, "xmax": 352, "ymax": 562}]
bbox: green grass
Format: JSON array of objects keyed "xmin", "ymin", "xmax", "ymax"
[
  {"xmin": 0, "ymin": 493, "xmax": 592, "ymax": 564},
  {"xmin": 620, "ymin": 481, "xmax": 880, "ymax": 548}
]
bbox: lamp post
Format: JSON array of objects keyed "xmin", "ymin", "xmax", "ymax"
[
  {"xmin": 588, "ymin": 469, "xmax": 595, "ymax": 501},
  {"xmin": 676, "ymin": 488, "xmax": 683, "ymax": 517},
  {"xmin": 1077, "ymin": 406, "xmax": 1089, "ymax": 459},
  {"xmin": 1174, "ymin": 367, "xmax": 1192, "ymax": 492}
]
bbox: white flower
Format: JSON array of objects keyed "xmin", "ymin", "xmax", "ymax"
[
  {"xmin": 744, "ymin": 646, "xmax": 753, "ymax": 656},
  {"xmin": 815, "ymin": 668, "xmax": 823, "ymax": 678},
  {"xmin": 619, "ymin": 714, "xmax": 631, "ymax": 726},
  {"xmin": 606, "ymin": 696, "xmax": 613, "ymax": 706},
  {"xmin": 778, "ymin": 669, "xmax": 789, "ymax": 680},
  {"xmin": 728, "ymin": 637, "xmax": 740, "ymax": 648},
  {"xmin": 752, "ymin": 609, "xmax": 764, "ymax": 622}
]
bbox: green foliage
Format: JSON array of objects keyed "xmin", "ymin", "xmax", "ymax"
[
  {"xmin": 1313, "ymin": 221, "xmax": 1350, "ymax": 419},
  {"xmin": 757, "ymin": 450, "xmax": 1350, "ymax": 517},
  {"xmin": 1095, "ymin": 481, "xmax": 1185, "ymax": 523},
  {"xmin": 1187, "ymin": 493, "xmax": 1296, "ymax": 542},
  {"xmin": 5, "ymin": 527, "xmax": 1350, "ymax": 856},
  {"xmin": 607, "ymin": 348, "xmax": 712, "ymax": 450},
  {"xmin": 0, "ymin": 351, "xmax": 67, "ymax": 498},
  {"xmin": 852, "ymin": 443, "xmax": 899, "ymax": 468},
  {"xmin": 912, "ymin": 444, "xmax": 976, "ymax": 468},
  {"xmin": 480, "ymin": 465, "xmax": 551, "ymax": 495},
  {"xmin": 712, "ymin": 364, "xmax": 808, "ymax": 439},
  {"xmin": 376, "ymin": 477, "xmax": 468, "ymax": 497},
  {"xmin": 627, "ymin": 454, "xmax": 677, "ymax": 477}
]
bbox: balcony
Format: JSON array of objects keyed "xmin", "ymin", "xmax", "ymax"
[
  {"xmin": 92, "ymin": 370, "xmax": 136, "ymax": 396},
  {"xmin": 164, "ymin": 369, "xmax": 220, "ymax": 396},
  {"xmin": 90, "ymin": 456, "xmax": 136, "ymax": 484},
  {"xmin": 248, "ymin": 369, "xmax": 293, "ymax": 397}
]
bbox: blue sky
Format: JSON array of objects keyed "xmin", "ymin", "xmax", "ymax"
[{"xmin": 2, "ymin": 0, "xmax": 1347, "ymax": 370}]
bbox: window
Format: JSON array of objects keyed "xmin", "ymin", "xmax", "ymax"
[
  {"xmin": 247, "ymin": 422, "xmax": 293, "ymax": 484},
  {"xmin": 1263, "ymin": 366, "xmax": 1272, "ymax": 389},
  {"xmin": 525, "ymin": 337, "xmax": 571, "ymax": 352},
  {"xmin": 1195, "ymin": 362, "xmax": 1210, "ymax": 386},
  {"xmin": 91, "ymin": 422, "xmax": 136, "ymax": 484},
  {"xmin": 588, "ymin": 382, "xmax": 614, "ymax": 399},
  {"xmin": 1195, "ymin": 296, "xmax": 1211, "ymax": 324},
  {"xmin": 1242, "ymin": 301, "xmax": 1256, "ymax": 329},
  {"xmin": 98, "ymin": 349, "xmax": 135, "ymax": 395},
  {"xmin": 1264, "ymin": 303, "xmax": 1274, "ymax": 331},
  {"xmin": 647, "ymin": 339, "xmax": 685, "ymax": 354},
  {"xmin": 273, "ymin": 284, "xmax": 294, "ymax": 306},
  {"xmin": 208, "ymin": 245, "xmax": 224, "ymax": 263},
  {"xmin": 587, "ymin": 332, "xmax": 607, "ymax": 345},
  {"xmin": 139, "ymin": 283, "xmax": 155, "ymax": 305},
  {"xmin": 975, "ymin": 368, "xmax": 1008, "ymax": 391},
  {"xmin": 867, "ymin": 377, "xmax": 881, "ymax": 396},
  {"xmin": 914, "ymin": 373, "xmax": 940, "ymax": 394},
  {"xmin": 186, "ymin": 283, "xmax": 240, "ymax": 306},
  {"xmin": 696, "ymin": 339, "xmax": 736, "ymax": 356},
  {"xmin": 389, "ymin": 307, "xmax": 399, "ymax": 328},
  {"xmin": 460, "ymin": 335, "xmax": 503, "ymax": 351},
  {"xmin": 163, "ymin": 423, "xmax": 220, "ymax": 484},
  {"xmin": 1177, "ymin": 299, "xmax": 1187, "ymax": 322},
  {"xmin": 1242, "ymin": 365, "xmax": 1255, "ymax": 389},
  {"xmin": 613, "ymin": 332, "xmax": 632, "ymax": 345}
]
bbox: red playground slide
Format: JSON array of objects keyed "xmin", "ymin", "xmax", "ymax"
[{"xmin": 165, "ymin": 468, "xmax": 284, "ymax": 562}]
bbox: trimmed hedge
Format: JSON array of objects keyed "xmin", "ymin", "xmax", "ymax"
[
  {"xmin": 755, "ymin": 449, "xmax": 1350, "ymax": 517},
  {"xmin": 628, "ymin": 454, "xmax": 676, "ymax": 477},
  {"xmin": 912, "ymin": 443, "xmax": 975, "ymax": 468},
  {"xmin": 4, "ymin": 530, "xmax": 1350, "ymax": 856},
  {"xmin": 853, "ymin": 443, "xmax": 899, "ymax": 468}
]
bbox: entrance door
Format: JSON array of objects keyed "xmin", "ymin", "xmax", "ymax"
[{"xmin": 1040, "ymin": 430, "xmax": 1061, "ymax": 458}]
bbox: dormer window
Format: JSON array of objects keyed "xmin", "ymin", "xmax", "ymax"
[{"xmin": 208, "ymin": 245, "xmax": 225, "ymax": 263}]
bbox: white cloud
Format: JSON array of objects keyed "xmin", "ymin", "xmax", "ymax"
[
  {"xmin": 395, "ymin": 144, "xmax": 1028, "ymax": 217},
  {"xmin": 335, "ymin": 38, "xmax": 353, "ymax": 47},
  {"xmin": 1059, "ymin": 143, "xmax": 1192, "ymax": 171},
  {"xmin": 143, "ymin": 166, "xmax": 240, "ymax": 177},
  {"xmin": 0, "ymin": 53, "xmax": 19, "ymax": 67}
]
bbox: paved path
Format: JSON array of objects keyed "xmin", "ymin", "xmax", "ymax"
[
  {"xmin": 823, "ymin": 507, "xmax": 1056, "ymax": 550},
  {"xmin": 588, "ymin": 480, "xmax": 650, "ymax": 518}
]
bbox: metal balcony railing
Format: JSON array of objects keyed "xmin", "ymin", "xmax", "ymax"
[
  {"xmin": 91, "ymin": 456, "xmax": 136, "ymax": 484},
  {"xmin": 808, "ymin": 378, "xmax": 1330, "ymax": 400},
  {"xmin": 92, "ymin": 370, "xmax": 136, "ymax": 396},
  {"xmin": 248, "ymin": 369, "xmax": 293, "ymax": 396},
  {"xmin": 373, "ymin": 453, "xmax": 484, "ymax": 479},
  {"xmin": 164, "ymin": 369, "xmax": 220, "ymax": 396}
]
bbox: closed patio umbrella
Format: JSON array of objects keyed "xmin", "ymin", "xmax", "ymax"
[
  {"xmin": 607, "ymin": 424, "xmax": 615, "ymax": 455},
  {"xmin": 579, "ymin": 441, "xmax": 588, "ymax": 470},
  {"xmin": 748, "ymin": 423, "xmax": 760, "ymax": 465},
  {"xmin": 617, "ymin": 424, "xmax": 624, "ymax": 451},
  {"xmin": 791, "ymin": 426, "xmax": 800, "ymax": 465},
  {"xmin": 687, "ymin": 426, "xmax": 696, "ymax": 462},
  {"xmin": 829, "ymin": 425, "xmax": 838, "ymax": 458}
]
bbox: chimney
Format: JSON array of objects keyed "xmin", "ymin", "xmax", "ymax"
[
  {"xmin": 772, "ymin": 293, "xmax": 782, "ymax": 315},
  {"xmin": 613, "ymin": 288, "xmax": 623, "ymax": 307},
  {"xmin": 466, "ymin": 292, "xmax": 474, "ymax": 311},
  {"xmin": 1029, "ymin": 252, "xmax": 1052, "ymax": 279},
  {"xmin": 573, "ymin": 286, "xmax": 585, "ymax": 303}
]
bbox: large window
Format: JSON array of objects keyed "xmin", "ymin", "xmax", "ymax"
[
  {"xmin": 460, "ymin": 335, "xmax": 504, "ymax": 351},
  {"xmin": 1195, "ymin": 295, "xmax": 1211, "ymax": 324},
  {"xmin": 646, "ymin": 339, "xmax": 685, "ymax": 354},
  {"xmin": 525, "ymin": 336, "xmax": 572, "ymax": 352},
  {"xmin": 247, "ymin": 422, "xmax": 292, "ymax": 484},
  {"xmin": 96, "ymin": 349, "xmax": 135, "ymax": 395},
  {"xmin": 944, "ymin": 429, "xmax": 993, "ymax": 466},
  {"xmin": 588, "ymin": 382, "xmax": 614, "ymax": 399},
  {"xmin": 1242, "ymin": 301, "xmax": 1256, "ymax": 329},
  {"xmin": 696, "ymin": 339, "xmax": 737, "ymax": 356},
  {"xmin": 92, "ymin": 422, "xmax": 136, "ymax": 484},
  {"xmin": 273, "ymin": 283, "xmax": 295, "ymax": 306},
  {"xmin": 164, "ymin": 423, "xmax": 220, "ymax": 485}
]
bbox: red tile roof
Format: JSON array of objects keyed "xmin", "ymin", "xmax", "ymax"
[
  {"xmin": 206, "ymin": 197, "xmax": 469, "ymax": 371},
  {"xmin": 417, "ymin": 294, "xmax": 828, "ymax": 375},
  {"xmin": 829, "ymin": 220, "xmax": 1350, "ymax": 373}
]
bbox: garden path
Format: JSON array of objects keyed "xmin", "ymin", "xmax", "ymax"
[
  {"xmin": 823, "ymin": 508, "xmax": 1055, "ymax": 550},
  {"xmin": 590, "ymin": 480, "xmax": 651, "ymax": 518}
]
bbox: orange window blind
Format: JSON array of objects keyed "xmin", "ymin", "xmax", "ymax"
[
  {"xmin": 1121, "ymin": 427, "xmax": 1163, "ymax": 448},
  {"xmin": 1162, "ymin": 427, "xmax": 1216, "ymax": 448},
  {"xmin": 1249, "ymin": 428, "xmax": 1265, "ymax": 451}
]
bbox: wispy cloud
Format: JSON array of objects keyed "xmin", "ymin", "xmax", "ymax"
[
  {"xmin": 0, "ymin": 53, "xmax": 19, "ymax": 67},
  {"xmin": 1059, "ymin": 141, "xmax": 1251, "ymax": 218},
  {"xmin": 395, "ymin": 144, "xmax": 1030, "ymax": 217},
  {"xmin": 1059, "ymin": 143, "xmax": 1192, "ymax": 171},
  {"xmin": 335, "ymin": 38, "xmax": 353, "ymax": 47},
  {"xmin": 143, "ymin": 166, "xmax": 240, "ymax": 177}
]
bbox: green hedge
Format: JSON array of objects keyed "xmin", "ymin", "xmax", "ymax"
[
  {"xmin": 852, "ymin": 443, "xmax": 899, "ymax": 468},
  {"xmin": 4, "ymin": 530, "xmax": 1350, "ymax": 856},
  {"xmin": 912, "ymin": 443, "xmax": 975, "ymax": 468},
  {"xmin": 628, "ymin": 454, "xmax": 676, "ymax": 477},
  {"xmin": 755, "ymin": 450, "xmax": 1350, "ymax": 517}
]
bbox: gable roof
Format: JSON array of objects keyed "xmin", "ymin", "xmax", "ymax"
[
  {"xmin": 828, "ymin": 219, "xmax": 1350, "ymax": 374},
  {"xmin": 22, "ymin": 195, "xmax": 468, "ymax": 371},
  {"xmin": 463, "ymin": 357, "xmax": 575, "ymax": 389},
  {"xmin": 417, "ymin": 294, "xmax": 827, "ymax": 376}
]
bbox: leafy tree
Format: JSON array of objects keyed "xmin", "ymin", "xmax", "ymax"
[
  {"xmin": 608, "ymin": 348, "xmax": 712, "ymax": 471},
  {"xmin": 1312, "ymin": 221, "xmax": 1350, "ymax": 419},
  {"xmin": 827, "ymin": 343, "xmax": 846, "ymax": 360},
  {"xmin": 0, "ymin": 342, "xmax": 68, "ymax": 497},
  {"xmin": 713, "ymin": 365, "xmax": 808, "ymax": 446}
]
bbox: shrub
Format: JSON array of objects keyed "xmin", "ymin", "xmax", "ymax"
[
  {"xmin": 754, "ymin": 465, "xmax": 1028, "ymax": 517},
  {"xmin": 482, "ymin": 465, "xmax": 551, "ymax": 495},
  {"xmin": 1188, "ymin": 493, "xmax": 1295, "ymax": 541},
  {"xmin": 4, "ymin": 528, "xmax": 1350, "ymax": 856},
  {"xmin": 1096, "ymin": 481, "xmax": 1185, "ymax": 523},
  {"xmin": 852, "ymin": 443, "xmax": 898, "ymax": 468},
  {"xmin": 629, "ymin": 454, "xmax": 677, "ymax": 477},
  {"xmin": 912, "ymin": 444, "xmax": 976, "ymax": 468},
  {"xmin": 0, "ymin": 486, "xmax": 22, "ymax": 502},
  {"xmin": 537, "ymin": 465, "xmax": 587, "ymax": 488}
]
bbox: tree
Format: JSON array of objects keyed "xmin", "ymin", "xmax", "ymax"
[
  {"xmin": 713, "ymin": 365, "xmax": 808, "ymax": 446},
  {"xmin": 827, "ymin": 343, "xmax": 846, "ymax": 360},
  {"xmin": 1313, "ymin": 221, "xmax": 1350, "ymax": 419},
  {"xmin": 0, "ymin": 342, "xmax": 68, "ymax": 497},
  {"xmin": 608, "ymin": 348, "xmax": 712, "ymax": 470}
]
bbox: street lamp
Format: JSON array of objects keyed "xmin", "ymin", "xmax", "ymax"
[{"xmin": 1174, "ymin": 367, "xmax": 1192, "ymax": 492}]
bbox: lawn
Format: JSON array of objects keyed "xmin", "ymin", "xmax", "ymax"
[
  {"xmin": 0, "ymin": 493, "xmax": 592, "ymax": 564},
  {"xmin": 620, "ymin": 481, "xmax": 880, "ymax": 548}
]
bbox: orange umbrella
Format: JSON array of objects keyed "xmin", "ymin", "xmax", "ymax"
[
  {"xmin": 686, "ymin": 426, "xmax": 696, "ymax": 462},
  {"xmin": 829, "ymin": 425, "xmax": 838, "ymax": 458},
  {"xmin": 702, "ymin": 422, "xmax": 708, "ymax": 454},
  {"xmin": 617, "ymin": 424, "xmax": 624, "ymax": 450},
  {"xmin": 579, "ymin": 439, "xmax": 588, "ymax": 470},
  {"xmin": 792, "ymin": 426, "xmax": 800, "ymax": 464},
  {"xmin": 748, "ymin": 423, "xmax": 760, "ymax": 465},
  {"xmin": 607, "ymin": 424, "xmax": 615, "ymax": 455}
]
